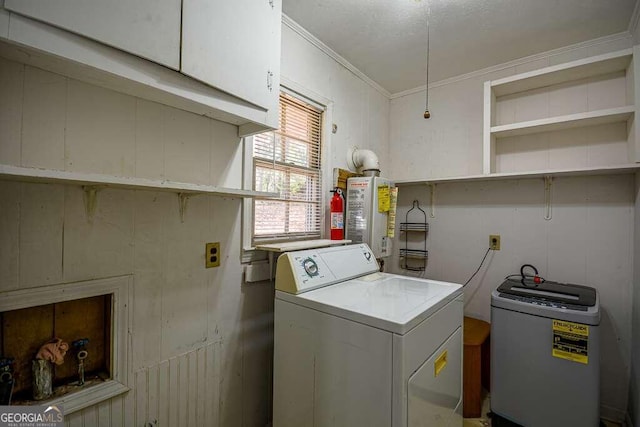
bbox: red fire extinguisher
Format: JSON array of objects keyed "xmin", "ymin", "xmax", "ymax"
[{"xmin": 330, "ymin": 188, "xmax": 344, "ymax": 240}]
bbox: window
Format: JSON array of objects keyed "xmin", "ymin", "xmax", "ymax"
[{"xmin": 252, "ymin": 92, "xmax": 323, "ymax": 244}]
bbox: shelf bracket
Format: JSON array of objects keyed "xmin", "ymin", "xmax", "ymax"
[
  {"xmin": 178, "ymin": 193, "xmax": 190, "ymax": 223},
  {"xmin": 427, "ymin": 183, "xmax": 436, "ymax": 218},
  {"xmin": 82, "ymin": 186, "xmax": 100, "ymax": 223},
  {"xmin": 544, "ymin": 176, "xmax": 553, "ymax": 221}
]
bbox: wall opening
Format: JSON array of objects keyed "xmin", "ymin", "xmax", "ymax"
[
  {"xmin": 1, "ymin": 295, "xmax": 112, "ymax": 404},
  {"xmin": 0, "ymin": 276, "xmax": 130, "ymax": 413}
]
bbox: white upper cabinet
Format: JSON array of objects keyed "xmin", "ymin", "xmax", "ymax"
[
  {"xmin": 0, "ymin": 0, "xmax": 280, "ymax": 135},
  {"xmin": 4, "ymin": 0, "xmax": 181, "ymax": 69},
  {"xmin": 181, "ymin": 0, "xmax": 281, "ymax": 110}
]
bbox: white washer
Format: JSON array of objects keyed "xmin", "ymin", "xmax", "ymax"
[{"xmin": 273, "ymin": 244, "xmax": 463, "ymax": 427}]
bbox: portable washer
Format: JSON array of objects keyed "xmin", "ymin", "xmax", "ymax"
[{"xmin": 490, "ymin": 276, "xmax": 600, "ymax": 427}]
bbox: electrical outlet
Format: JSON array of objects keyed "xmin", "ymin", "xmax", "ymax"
[
  {"xmin": 206, "ymin": 242, "xmax": 221, "ymax": 268},
  {"xmin": 489, "ymin": 235, "xmax": 501, "ymax": 250}
]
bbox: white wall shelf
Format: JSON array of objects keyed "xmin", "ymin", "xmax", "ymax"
[
  {"xmin": 394, "ymin": 164, "xmax": 640, "ymax": 186},
  {"xmin": 491, "ymin": 106, "xmax": 634, "ymax": 138},
  {"xmin": 491, "ymin": 49, "xmax": 633, "ymax": 97},
  {"xmin": 484, "ymin": 47, "xmax": 640, "ymax": 175},
  {"xmin": 0, "ymin": 164, "xmax": 277, "ymax": 198}
]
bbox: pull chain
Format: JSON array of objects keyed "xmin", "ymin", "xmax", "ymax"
[{"xmin": 424, "ymin": 0, "xmax": 431, "ymax": 119}]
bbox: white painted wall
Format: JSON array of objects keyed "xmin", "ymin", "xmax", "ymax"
[
  {"xmin": 631, "ymin": 173, "xmax": 640, "ymax": 427},
  {"xmin": 388, "ymin": 35, "xmax": 637, "ymax": 420},
  {"xmin": 0, "ymin": 15, "xmax": 390, "ymax": 426},
  {"xmin": 0, "ymin": 56, "xmax": 272, "ymax": 426},
  {"xmin": 631, "ymin": 12, "xmax": 640, "ymax": 408},
  {"xmin": 281, "ymin": 18, "xmax": 390, "ymax": 176}
]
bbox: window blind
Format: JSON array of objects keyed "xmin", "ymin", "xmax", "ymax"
[{"xmin": 252, "ymin": 92, "xmax": 323, "ymax": 244}]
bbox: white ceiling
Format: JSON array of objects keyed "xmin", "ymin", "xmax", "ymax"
[{"xmin": 283, "ymin": 0, "xmax": 638, "ymax": 95}]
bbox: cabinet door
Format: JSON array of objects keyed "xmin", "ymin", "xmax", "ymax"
[
  {"xmin": 4, "ymin": 0, "xmax": 181, "ymax": 69},
  {"xmin": 181, "ymin": 0, "xmax": 281, "ymax": 110}
]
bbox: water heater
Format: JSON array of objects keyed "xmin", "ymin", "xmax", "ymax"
[{"xmin": 345, "ymin": 176, "xmax": 395, "ymax": 259}]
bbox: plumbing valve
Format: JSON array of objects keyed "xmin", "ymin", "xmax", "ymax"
[{"xmin": 72, "ymin": 339, "xmax": 89, "ymax": 386}]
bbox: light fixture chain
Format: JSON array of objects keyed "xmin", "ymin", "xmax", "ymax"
[{"xmin": 424, "ymin": 0, "xmax": 431, "ymax": 119}]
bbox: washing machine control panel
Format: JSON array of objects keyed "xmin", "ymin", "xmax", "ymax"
[
  {"xmin": 291, "ymin": 253, "xmax": 332, "ymax": 285},
  {"xmin": 301, "ymin": 257, "xmax": 319, "ymax": 276},
  {"xmin": 276, "ymin": 244, "xmax": 380, "ymax": 294}
]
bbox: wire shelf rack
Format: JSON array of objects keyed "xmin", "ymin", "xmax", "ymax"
[
  {"xmin": 399, "ymin": 222, "xmax": 429, "ymax": 232},
  {"xmin": 400, "ymin": 200, "xmax": 429, "ymax": 272},
  {"xmin": 399, "ymin": 249, "xmax": 429, "ymax": 259}
]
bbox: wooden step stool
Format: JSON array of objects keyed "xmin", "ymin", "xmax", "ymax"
[{"xmin": 463, "ymin": 316, "xmax": 491, "ymax": 418}]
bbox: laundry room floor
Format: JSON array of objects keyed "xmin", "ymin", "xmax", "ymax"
[{"xmin": 462, "ymin": 393, "xmax": 625, "ymax": 427}]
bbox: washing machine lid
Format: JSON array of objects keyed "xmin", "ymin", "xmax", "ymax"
[
  {"xmin": 491, "ymin": 279, "xmax": 600, "ymax": 325},
  {"xmin": 497, "ymin": 279, "xmax": 597, "ymax": 307},
  {"xmin": 276, "ymin": 273, "xmax": 462, "ymax": 335}
]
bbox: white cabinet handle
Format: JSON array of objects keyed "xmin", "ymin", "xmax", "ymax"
[{"xmin": 267, "ymin": 70, "xmax": 274, "ymax": 92}]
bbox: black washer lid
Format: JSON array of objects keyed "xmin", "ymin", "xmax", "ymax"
[{"xmin": 497, "ymin": 278, "xmax": 597, "ymax": 307}]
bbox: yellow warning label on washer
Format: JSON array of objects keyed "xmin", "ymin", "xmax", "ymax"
[{"xmin": 552, "ymin": 319, "xmax": 589, "ymax": 364}]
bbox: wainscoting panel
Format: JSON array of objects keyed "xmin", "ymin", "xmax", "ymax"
[{"xmin": 134, "ymin": 341, "xmax": 222, "ymax": 427}]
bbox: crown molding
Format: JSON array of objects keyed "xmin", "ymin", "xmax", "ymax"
[
  {"xmin": 629, "ymin": 0, "xmax": 640, "ymax": 42},
  {"xmin": 282, "ymin": 14, "xmax": 391, "ymax": 99},
  {"xmin": 390, "ymin": 31, "xmax": 633, "ymax": 99}
]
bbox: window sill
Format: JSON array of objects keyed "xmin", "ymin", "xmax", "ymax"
[
  {"xmin": 242, "ymin": 239, "xmax": 353, "ymax": 264},
  {"xmin": 33, "ymin": 380, "xmax": 129, "ymax": 414},
  {"xmin": 254, "ymin": 239, "xmax": 352, "ymax": 253}
]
